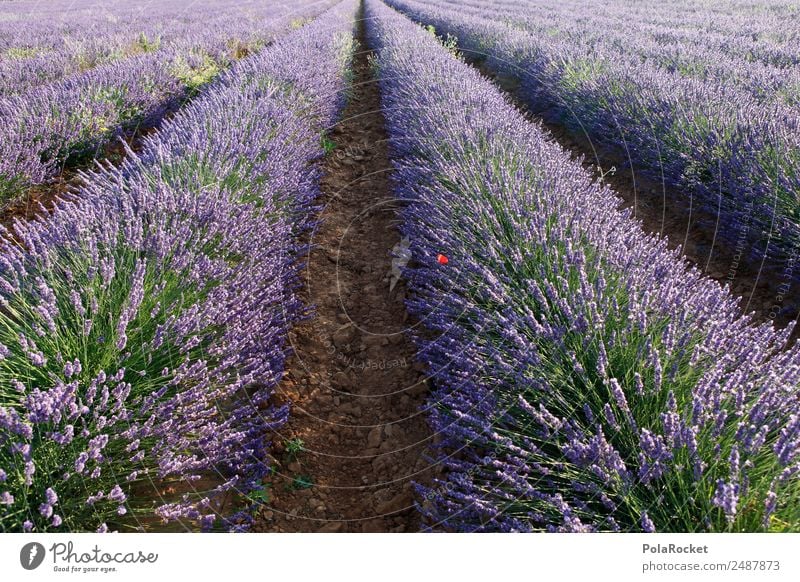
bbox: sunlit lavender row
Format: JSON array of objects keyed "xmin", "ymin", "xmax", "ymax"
[
  {"xmin": 0, "ymin": 0, "xmax": 338, "ymax": 205},
  {"xmin": 384, "ymin": 0, "xmax": 800, "ymax": 277},
  {"xmin": 0, "ymin": 0, "xmax": 313, "ymax": 95},
  {"xmin": 367, "ymin": 0, "xmax": 800, "ymax": 532},
  {"xmin": 416, "ymin": 0, "xmax": 800, "ymax": 100},
  {"xmin": 0, "ymin": 0, "xmax": 356, "ymax": 532}
]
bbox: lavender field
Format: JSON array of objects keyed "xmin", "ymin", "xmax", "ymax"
[{"xmin": 1, "ymin": 0, "xmax": 799, "ymax": 535}]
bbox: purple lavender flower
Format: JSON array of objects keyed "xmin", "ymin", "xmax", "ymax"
[
  {"xmin": 108, "ymin": 485, "xmax": 126, "ymax": 503},
  {"xmin": 23, "ymin": 461, "xmax": 35, "ymax": 486},
  {"xmin": 712, "ymin": 479, "xmax": 740, "ymax": 523}
]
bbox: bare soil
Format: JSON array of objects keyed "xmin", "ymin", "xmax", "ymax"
[
  {"xmin": 252, "ymin": 17, "xmax": 434, "ymax": 533},
  {"xmin": 467, "ymin": 57, "xmax": 800, "ymax": 333}
]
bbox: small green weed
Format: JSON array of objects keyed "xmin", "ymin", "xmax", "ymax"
[
  {"xmin": 322, "ymin": 135, "xmax": 336, "ymax": 154},
  {"xmin": 290, "ymin": 475, "xmax": 314, "ymax": 490},
  {"xmin": 248, "ymin": 486, "xmax": 271, "ymax": 504},
  {"xmin": 285, "ymin": 438, "xmax": 306, "ymax": 459},
  {"xmin": 423, "ymin": 25, "xmax": 459, "ymax": 57}
]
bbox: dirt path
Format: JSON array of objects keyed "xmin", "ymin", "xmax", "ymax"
[
  {"xmin": 253, "ymin": 14, "xmax": 434, "ymax": 533},
  {"xmin": 466, "ymin": 56, "xmax": 800, "ymax": 332}
]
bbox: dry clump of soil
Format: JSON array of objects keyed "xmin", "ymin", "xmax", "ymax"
[
  {"xmin": 469, "ymin": 58, "xmax": 800, "ymax": 333},
  {"xmin": 253, "ymin": 19, "xmax": 434, "ymax": 533}
]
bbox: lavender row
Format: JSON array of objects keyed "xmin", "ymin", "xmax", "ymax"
[
  {"xmin": 0, "ymin": 0, "xmax": 338, "ymax": 206},
  {"xmin": 366, "ymin": 0, "xmax": 800, "ymax": 532},
  {"xmin": 384, "ymin": 0, "xmax": 800, "ymax": 275},
  {"xmin": 0, "ymin": 0, "xmax": 356, "ymax": 532},
  {"xmin": 433, "ymin": 0, "xmax": 800, "ymax": 103},
  {"xmin": 0, "ymin": 0, "xmax": 305, "ymax": 96}
]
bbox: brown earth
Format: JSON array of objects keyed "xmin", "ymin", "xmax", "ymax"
[
  {"xmin": 466, "ymin": 56, "xmax": 800, "ymax": 334},
  {"xmin": 252, "ymin": 16, "xmax": 434, "ymax": 533}
]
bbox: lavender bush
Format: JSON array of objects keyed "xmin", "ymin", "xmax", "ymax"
[
  {"xmin": 366, "ymin": 0, "xmax": 800, "ymax": 532},
  {"xmin": 0, "ymin": 0, "xmax": 357, "ymax": 532}
]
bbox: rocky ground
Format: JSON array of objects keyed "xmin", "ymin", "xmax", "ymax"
[{"xmin": 253, "ymin": 16, "xmax": 435, "ymax": 533}]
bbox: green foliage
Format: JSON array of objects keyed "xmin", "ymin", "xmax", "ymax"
[
  {"xmin": 0, "ymin": 172, "xmax": 28, "ymax": 205},
  {"xmin": 675, "ymin": 59, "xmax": 707, "ymax": 78},
  {"xmin": 757, "ymin": 144, "xmax": 800, "ymax": 222},
  {"xmin": 135, "ymin": 32, "xmax": 161, "ymax": 54},
  {"xmin": 290, "ymin": 17, "xmax": 311, "ymax": 30},
  {"xmin": 441, "ymin": 33, "xmax": 459, "ymax": 56},
  {"xmin": 290, "ymin": 475, "xmax": 314, "ymax": 490},
  {"xmin": 284, "ymin": 438, "xmax": 306, "ymax": 459},
  {"xmin": 430, "ymin": 132, "xmax": 800, "ymax": 532},
  {"xmin": 321, "ymin": 135, "xmax": 336, "ymax": 154},
  {"xmin": 558, "ymin": 57, "xmax": 606, "ymax": 93},
  {"xmin": 151, "ymin": 140, "xmax": 289, "ymax": 212},
  {"xmin": 367, "ymin": 52, "xmax": 380, "ymax": 75},
  {"xmin": 247, "ymin": 486, "xmax": 271, "ymax": 505},
  {"xmin": 228, "ymin": 38, "xmax": 257, "ymax": 60},
  {"xmin": 333, "ymin": 31, "xmax": 357, "ymax": 101},
  {"xmin": 4, "ymin": 46, "xmax": 42, "ymax": 59},
  {"xmin": 424, "ymin": 24, "xmax": 459, "ymax": 57},
  {"xmin": 171, "ymin": 54, "xmax": 222, "ymax": 97},
  {"xmin": 75, "ymin": 50, "xmax": 101, "ymax": 72},
  {"xmin": 54, "ymin": 85, "xmax": 143, "ymax": 164},
  {"xmin": 0, "ymin": 239, "xmax": 217, "ymax": 531}
]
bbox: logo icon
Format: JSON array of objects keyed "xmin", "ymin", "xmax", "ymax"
[
  {"xmin": 389, "ymin": 236, "xmax": 411, "ymax": 292},
  {"xmin": 20, "ymin": 542, "xmax": 46, "ymax": 570}
]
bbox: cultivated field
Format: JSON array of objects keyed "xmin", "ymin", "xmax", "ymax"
[{"xmin": 0, "ymin": 0, "xmax": 798, "ymax": 534}]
